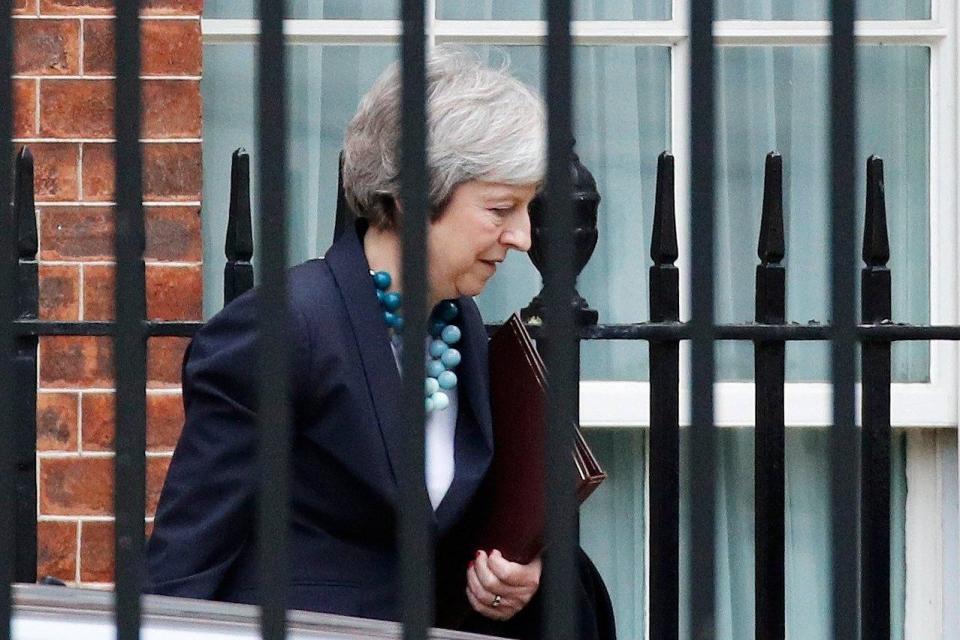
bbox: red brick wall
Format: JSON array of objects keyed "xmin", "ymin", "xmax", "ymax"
[{"xmin": 13, "ymin": 0, "xmax": 204, "ymax": 585}]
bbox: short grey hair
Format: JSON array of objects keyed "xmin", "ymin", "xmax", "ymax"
[{"xmin": 342, "ymin": 46, "xmax": 546, "ymax": 228}]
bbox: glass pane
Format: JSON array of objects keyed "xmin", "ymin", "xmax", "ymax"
[
  {"xmin": 468, "ymin": 46, "xmax": 670, "ymax": 382},
  {"xmin": 202, "ymin": 44, "xmax": 667, "ymax": 381},
  {"xmin": 714, "ymin": 45, "xmax": 929, "ymax": 382},
  {"xmin": 580, "ymin": 429, "xmax": 646, "ymax": 640},
  {"xmin": 204, "ymin": 0, "xmax": 397, "ymax": 19},
  {"xmin": 583, "ymin": 427, "xmax": 907, "ymax": 640},
  {"xmin": 201, "ymin": 44, "xmax": 398, "ymax": 317},
  {"xmin": 436, "ymin": 0, "xmax": 670, "ymax": 21},
  {"xmin": 717, "ymin": 0, "xmax": 929, "ymax": 20},
  {"xmin": 674, "ymin": 427, "xmax": 907, "ymax": 640}
]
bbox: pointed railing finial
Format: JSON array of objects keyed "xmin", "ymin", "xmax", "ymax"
[
  {"xmin": 650, "ymin": 151, "xmax": 677, "ymax": 266},
  {"xmin": 862, "ymin": 155, "xmax": 889, "ymax": 268},
  {"xmin": 225, "ymin": 148, "xmax": 253, "ymax": 262},
  {"xmin": 15, "ymin": 146, "xmax": 37, "ymax": 260},
  {"xmin": 757, "ymin": 151, "xmax": 784, "ymax": 265}
]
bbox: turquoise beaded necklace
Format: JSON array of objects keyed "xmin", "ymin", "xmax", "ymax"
[{"xmin": 371, "ymin": 270, "xmax": 461, "ymax": 412}]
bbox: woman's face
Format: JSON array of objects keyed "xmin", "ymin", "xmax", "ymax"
[{"xmin": 427, "ymin": 180, "xmax": 537, "ymax": 301}]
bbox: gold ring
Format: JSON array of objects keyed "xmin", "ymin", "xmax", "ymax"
[{"xmin": 491, "ymin": 594, "xmax": 502, "ymax": 608}]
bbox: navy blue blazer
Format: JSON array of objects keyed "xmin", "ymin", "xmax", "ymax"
[{"xmin": 146, "ymin": 220, "xmax": 494, "ymax": 621}]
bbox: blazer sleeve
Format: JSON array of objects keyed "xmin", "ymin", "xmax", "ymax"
[{"xmin": 145, "ymin": 288, "xmax": 314, "ymax": 599}]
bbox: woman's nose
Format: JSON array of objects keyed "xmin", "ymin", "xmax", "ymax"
[{"xmin": 503, "ymin": 211, "xmax": 532, "ymax": 252}]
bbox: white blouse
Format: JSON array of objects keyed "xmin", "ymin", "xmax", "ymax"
[{"xmin": 390, "ymin": 337, "xmax": 457, "ymax": 510}]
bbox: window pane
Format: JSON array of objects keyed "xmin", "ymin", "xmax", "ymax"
[
  {"xmin": 680, "ymin": 428, "xmax": 908, "ymax": 639},
  {"xmin": 467, "ymin": 46, "xmax": 670, "ymax": 382},
  {"xmin": 204, "ymin": 0, "xmax": 397, "ymax": 19},
  {"xmin": 582, "ymin": 427, "xmax": 907, "ymax": 640},
  {"xmin": 714, "ymin": 45, "xmax": 929, "ymax": 382},
  {"xmin": 201, "ymin": 44, "xmax": 397, "ymax": 318},
  {"xmin": 717, "ymin": 0, "xmax": 929, "ymax": 20},
  {"xmin": 436, "ymin": 0, "xmax": 670, "ymax": 21},
  {"xmin": 202, "ymin": 44, "xmax": 669, "ymax": 383}
]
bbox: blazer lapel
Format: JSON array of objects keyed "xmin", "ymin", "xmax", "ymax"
[
  {"xmin": 325, "ymin": 220, "xmax": 404, "ymax": 487},
  {"xmin": 435, "ymin": 298, "xmax": 493, "ymax": 533},
  {"xmin": 455, "ymin": 298, "xmax": 493, "ymax": 452}
]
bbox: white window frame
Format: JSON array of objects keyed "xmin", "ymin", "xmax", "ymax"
[{"xmin": 201, "ymin": 7, "xmax": 960, "ymax": 636}]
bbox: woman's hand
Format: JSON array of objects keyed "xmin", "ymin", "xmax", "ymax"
[{"xmin": 465, "ymin": 549, "xmax": 541, "ymax": 621}]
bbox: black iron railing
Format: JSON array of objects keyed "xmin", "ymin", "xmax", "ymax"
[{"xmin": 4, "ymin": 1, "xmax": 960, "ymax": 640}]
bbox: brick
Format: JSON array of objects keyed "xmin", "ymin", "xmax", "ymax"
[
  {"xmin": 38, "ymin": 206, "xmax": 112, "ymax": 261},
  {"xmin": 39, "ymin": 263, "xmax": 80, "ymax": 321},
  {"xmin": 145, "ymin": 206, "xmax": 201, "ymax": 262},
  {"xmin": 40, "ymin": 456, "xmax": 113, "ymax": 515},
  {"xmin": 40, "ymin": 0, "xmax": 201, "ymax": 15},
  {"xmin": 39, "ymin": 79, "xmax": 113, "ymax": 139},
  {"xmin": 37, "ymin": 521, "xmax": 77, "ymax": 582},
  {"xmin": 82, "ymin": 143, "xmax": 202, "ymax": 202},
  {"xmin": 80, "ymin": 144, "xmax": 112, "ymax": 201},
  {"xmin": 40, "ymin": 0, "xmax": 111, "ymax": 14},
  {"xmin": 39, "ymin": 206, "xmax": 201, "ymax": 262},
  {"xmin": 14, "ymin": 0, "xmax": 33, "ymax": 15},
  {"xmin": 84, "ymin": 19, "xmax": 201, "ymax": 76},
  {"xmin": 143, "ymin": 80, "xmax": 201, "ymax": 138},
  {"xmin": 80, "ymin": 263, "xmax": 112, "ymax": 321},
  {"xmin": 14, "ymin": 79, "xmax": 36, "ymax": 138},
  {"xmin": 144, "ymin": 144, "xmax": 203, "ymax": 200},
  {"xmin": 39, "ymin": 455, "xmax": 171, "ymax": 517},
  {"xmin": 80, "ymin": 391, "xmax": 113, "ymax": 451},
  {"xmin": 30, "ymin": 143, "xmax": 79, "ymax": 201},
  {"xmin": 82, "ymin": 264, "xmax": 202, "ymax": 321},
  {"xmin": 148, "ymin": 264, "xmax": 202, "ymax": 319},
  {"xmin": 147, "ymin": 337, "xmax": 188, "ymax": 388},
  {"xmin": 147, "ymin": 393, "xmax": 184, "ymax": 450},
  {"xmin": 79, "ymin": 520, "xmax": 112, "ymax": 582},
  {"xmin": 146, "ymin": 455, "xmax": 171, "ymax": 515},
  {"xmin": 143, "ymin": 0, "xmax": 202, "ymax": 15},
  {"xmin": 82, "ymin": 392, "xmax": 184, "ymax": 452},
  {"xmin": 14, "ymin": 18, "xmax": 80, "ymax": 75},
  {"xmin": 37, "ymin": 392, "xmax": 79, "ymax": 451},
  {"xmin": 39, "ymin": 335, "xmax": 113, "ymax": 388},
  {"xmin": 38, "ymin": 79, "xmax": 199, "ymax": 139}
]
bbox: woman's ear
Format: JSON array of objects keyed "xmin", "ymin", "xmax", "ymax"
[{"xmin": 373, "ymin": 190, "xmax": 402, "ymax": 226}]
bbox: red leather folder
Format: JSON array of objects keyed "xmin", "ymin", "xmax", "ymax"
[{"xmin": 478, "ymin": 312, "xmax": 606, "ymax": 564}]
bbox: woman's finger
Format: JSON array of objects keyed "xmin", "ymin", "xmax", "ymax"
[
  {"xmin": 465, "ymin": 584, "xmax": 517, "ymax": 621},
  {"xmin": 473, "ymin": 551, "xmax": 528, "ymax": 598},
  {"xmin": 467, "ymin": 561, "xmax": 521, "ymax": 610},
  {"xmin": 486, "ymin": 550, "xmax": 541, "ymax": 589}
]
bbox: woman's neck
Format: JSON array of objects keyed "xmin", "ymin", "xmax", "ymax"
[{"xmin": 363, "ymin": 225, "xmax": 441, "ymax": 308}]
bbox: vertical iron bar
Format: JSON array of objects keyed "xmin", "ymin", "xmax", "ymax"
[
  {"xmin": 689, "ymin": 0, "xmax": 717, "ymax": 636},
  {"xmin": 398, "ymin": 1, "xmax": 431, "ymax": 638},
  {"xmin": 754, "ymin": 152, "xmax": 786, "ymax": 640},
  {"xmin": 256, "ymin": 1, "xmax": 290, "ymax": 639},
  {"xmin": 0, "ymin": 0, "xmax": 15, "ymax": 636},
  {"xmin": 648, "ymin": 152, "xmax": 680, "ymax": 640},
  {"xmin": 829, "ymin": 0, "xmax": 859, "ymax": 638},
  {"xmin": 543, "ymin": 1, "xmax": 577, "ymax": 640},
  {"xmin": 14, "ymin": 148, "xmax": 38, "ymax": 584},
  {"xmin": 113, "ymin": 1, "xmax": 147, "ymax": 639},
  {"xmin": 224, "ymin": 149, "xmax": 254, "ymax": 306},
  {"xmin": 860, "ymin": 156, "xmax": 891, "ymax": 640}
]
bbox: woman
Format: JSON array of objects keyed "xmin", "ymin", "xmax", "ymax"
[{"xmin": 147, "ymin": 47, "xmax": 613, "ymax": 639}]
